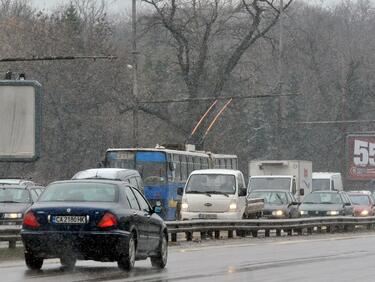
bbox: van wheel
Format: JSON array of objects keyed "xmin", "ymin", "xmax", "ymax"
[
  {"xmin": 151, "ymin": 234, "xmax": 168, "ymax": 269},
  {"xmin": 25, "ymin": 252, "xmax": 43, "ymax": 270},
  {"xmin": 118, "ymin": 235, "xmax": 136, "ymax": 271}
]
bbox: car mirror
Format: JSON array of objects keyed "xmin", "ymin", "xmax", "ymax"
[
  {"xmin": 153, "ymin": 201, "xmax": 162, "ymax": 214},
  {"xmin": 299, "ymin": 188, "xmax": 304, "ymax": 196},
  {"xmin": 177, "ymin": 187, "xmax": 183, "ymax": 196},
  {"xmin": 238, "ymin": 187, "xmax": 247, "ymax": 197}
]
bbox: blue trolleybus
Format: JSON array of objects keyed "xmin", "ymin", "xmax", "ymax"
[{"xmin": 102, "ymin": 145, "xmax": 238, "ymax": 220}]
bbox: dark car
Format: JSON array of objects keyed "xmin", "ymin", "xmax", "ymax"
[
  {"xmin": 72, "ymin": 168, "xmax": 144, "ymax": 193},
  {"xmin": 21, "ymin": 179, "xmax": 167, "ymax": 271},
  {"xmin": 299, "ymin": 191, "xmax": 353, "ymax": 217},
  {"xmin": 0, "ymin": 185, "xmax": 45, "ymax": 226},
  {"xmin": 249, "ymin": 190, "xmax": 299, "ymax": 218}
]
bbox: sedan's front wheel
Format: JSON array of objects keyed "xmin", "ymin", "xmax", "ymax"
[
  {"xmin": 118, "ymin": 235, "xmax": 136, "ymax": 271},
  {"xmin": 151, "ymin": 234, "xmax": 168, "ymax": 269},
  {"xmin": 25, "ymin": 252, "xmax": 43, "ymax": 270}
]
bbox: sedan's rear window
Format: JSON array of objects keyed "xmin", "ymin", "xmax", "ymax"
[{"xmin": 39, "ymin": 182, "xmax": 118, "ymax": 202}]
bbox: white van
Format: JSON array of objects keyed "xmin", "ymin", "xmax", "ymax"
[
  {"xmin": 312, "ymin": 172, "xmax": 343, "ymax": 192},
  {"xmin": 180, "ymin": 169, "xmax": 248, "ymax": 220}
]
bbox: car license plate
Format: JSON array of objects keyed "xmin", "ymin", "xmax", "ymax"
[
  {"xmin": 52, "ymin": 216, "xmax": 87, "ymax": 224},
  {"xmin": 198, "ymin": 214, "xmax": 217, "ymax": 219}
]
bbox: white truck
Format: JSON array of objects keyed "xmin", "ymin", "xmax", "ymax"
[
  {"xmin": 248, "ymin": 160, "xmax": 312, "ymax": 201},
  {"xmin": 312, "ymin": 172, "xmax": 343, "ymax": 191},
  {"xmin": 180, "ymin": 169, "xmax": 264, "ymax": 220}
]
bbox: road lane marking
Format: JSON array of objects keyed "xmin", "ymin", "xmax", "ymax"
[{"xmin": 177, "ymin": 233, "xmax": 375, "ymax": 252}]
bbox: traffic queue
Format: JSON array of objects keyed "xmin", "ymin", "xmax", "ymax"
[{"xmin": 1, "ymin": 155, "xmax": 375, "ymax": 272}]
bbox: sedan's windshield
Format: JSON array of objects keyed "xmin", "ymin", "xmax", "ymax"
[
  {"xmin": 249, "ymin": 191, "xmax": 288, "ymax": 205},
  {"xmin": 0, "ymin": 188, "xmax": 30, "ymax": 203},
  {"xmin": 349, "ymin": 195, "xmax": 370, "ymax": 206},
  {"xmin": 39, "ymin": 182, "xmax": 118, "ymax": 202},
  {"xmin": 303, "ymin": 193, "xmax": 343, "ymax": 204},
  {"xmin": 185, "ymin": 174, "xmax": 236, "ymax": 194}
]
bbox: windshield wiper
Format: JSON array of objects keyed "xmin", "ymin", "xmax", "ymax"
[
  {"xmin": 209, "ymin": 191, "xmax": 229, "ymax": 197},
  {"xmin": 302, "ymin": 202, "xmax": 315, "ymax": 204},
  {"xmin": 321, "ymin": 202, "xmax": 334, "ymax": 204}
]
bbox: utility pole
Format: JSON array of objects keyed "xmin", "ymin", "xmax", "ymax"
[
  {"xmin": 132, "ymin": 0, "xmax": 139, "ymax": 147},
  {"xmin": 275, "ymin": 0, "xmax": 284, "ymax": 157}
]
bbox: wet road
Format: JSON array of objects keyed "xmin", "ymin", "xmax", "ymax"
[{"xmin": 2, "ymin": 233, "xmax": 375, "ymax": 281}]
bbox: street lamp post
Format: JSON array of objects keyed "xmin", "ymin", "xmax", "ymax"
[{"xmin": 132, "ymin": 0, "xmax": 139, "ymax": 147}]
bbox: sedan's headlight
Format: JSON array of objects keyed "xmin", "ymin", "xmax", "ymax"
[
  {"xmin": 3, "ymin": 213, "xmax": 23, "ymax": 219},
  {"xmin": 300, "ymin": 210, "xmax": 308, "ymax": 215},
  {"xmin": 360, "ymin": 210, "xmax": 369, "ymax": 216},
  {"xmin": 327, "ymin": 210, "xmax": 339, "ymax": 216},
  {"xmin": 272, "ymin": 210, "xmax": 284, "ymax": 216}
]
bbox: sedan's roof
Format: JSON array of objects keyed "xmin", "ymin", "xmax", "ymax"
[
  {"xmin": 50, "ymin": 179, "xmax": 123, "ymax": 186},
  {"xmin": 72, "ymin": 168, "xmax": 140, "ymax": 182}
]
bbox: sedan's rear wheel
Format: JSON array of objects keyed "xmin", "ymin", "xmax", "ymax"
[
  {"xmin": 151, "ymin": 234, "xmax": 168, "ymax": 269},
  {"xmin": 118, "ymin": 235, "xmax": 136, "ymax": 271},
  {"xmin": 25, "ymin": 252, "xmax": 43, "ymax": 270},
  {"xmin": 60, "ymin": 255, "xmax": 77, "ymax": 270}
]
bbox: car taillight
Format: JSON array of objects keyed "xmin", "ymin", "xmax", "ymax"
[
  {"xmin": 23, "ymin": 211, "xmax": 40, "ymax": 228},
  {"xmin": 97, "ymin": 212, "xmax": 117, "ymax": 228}
]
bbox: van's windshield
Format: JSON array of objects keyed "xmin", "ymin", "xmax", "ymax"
[
  {"xmin": 312, "ymin": 179, "xmax": 330, "ymax": 191},
  {"xmin": 185, "ymin": 174, "xmax": 236, "ymax": 195}
]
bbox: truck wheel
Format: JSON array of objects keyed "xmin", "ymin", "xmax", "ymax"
[{"xmin": 25, "ymin": 252, "xmax": 43, "ymax": 270}]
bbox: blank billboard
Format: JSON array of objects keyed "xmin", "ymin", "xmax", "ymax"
[{"xmin": 0, "ymin": 81, "xmax": 42, "ymax": 161}]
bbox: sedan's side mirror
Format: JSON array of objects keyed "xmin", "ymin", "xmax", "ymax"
[
  {"xmin": 153, "ymin": 201, "xmax": 162, "ymax": 214},
  {"xmin": 299, "ymin": 189, "xmax": 305, "ymax": 196},
  {"xmin": 177, "ymin": 187, "xmax": 183, "ymax": 196}
]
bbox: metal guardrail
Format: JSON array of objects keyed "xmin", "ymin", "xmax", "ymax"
[
  {"xmin": 1, "ymin": 216, "xmax": 375, "ymax": 248},
  {"xmin": 165, "ymin": 216, "xmax": 375, "ymax": 242}
]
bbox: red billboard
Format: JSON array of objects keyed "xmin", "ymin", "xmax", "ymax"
[{"xmin": 347, "ymin": 134, "xmax": 375, "ymax": 180}]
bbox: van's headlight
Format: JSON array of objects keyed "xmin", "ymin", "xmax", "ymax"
[
  {"xmin": 360, "ymin": 210, "xmax": 369, "ymax": 216},
  {"xmin": 300, "ymin": 210, "xmax": 308, "ymax": 215},
  {"xmin": 272, "ymin": 210, "xmax": 284, "ymax": 216},
  {"xmin": 229, "ymin": 199, "xmax": 237, "ymax": 211},
  {"xmin": 327, "ymin": 210, "xmax": 339, "ymax": 216},
  {"xmin": 3, "ymin": 213, "xmax": 22, "ymax": 219},
  {"xmin": 229, "ymin": 203, "xmax": 237, "ymax": 210},
  {"xmin": 181, "ymin": 199, "xmax": 188, "ymax": 211}
]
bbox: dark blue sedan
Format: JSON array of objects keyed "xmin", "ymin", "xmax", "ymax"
[{"xmin": 21, "ymin": 180, "xmax": 168, "ymax": 271}]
